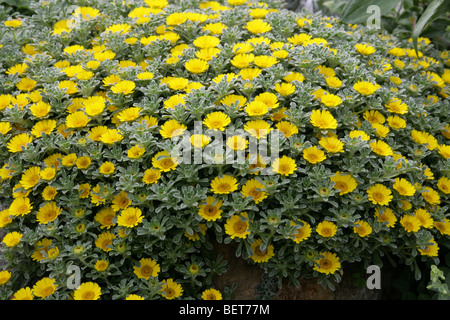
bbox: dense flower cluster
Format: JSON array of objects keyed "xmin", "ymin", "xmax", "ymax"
[{"xmin": 0, "ymin": 0, "xmax": 449, "ymax": 299}]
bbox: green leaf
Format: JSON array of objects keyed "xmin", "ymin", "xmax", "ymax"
[
  {"xmin": 340, "ymin": 0, "xmax": 401, "ymax": 24},
  {"xmin": 411, "ymin": 0, "xmax": 446, "ymax": 57}
]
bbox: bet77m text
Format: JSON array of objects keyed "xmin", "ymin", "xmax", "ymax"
[{"xmin": 179, "ymin": 304, "xmax": 270, "ymax": 317}]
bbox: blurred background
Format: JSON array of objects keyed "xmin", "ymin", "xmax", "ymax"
[{"xmin": 286, "ymin": 0, "xmax": 450, "ymax": 51}]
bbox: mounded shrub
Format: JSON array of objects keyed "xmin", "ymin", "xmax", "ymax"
[{"xmin": 0, "ymin": 0, "xmax": 449, "ymax": 300}]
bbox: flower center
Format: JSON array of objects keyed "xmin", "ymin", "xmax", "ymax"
[
  {"xmin": 233, "ymin": 221, "xmax": 247, "ymax": 234},
  {"xmin": 372, "ymin": 192, "xmax": 384, "ymax": 202},
  {"xmin": 320, "ymin": 259, "xmax": 331, "ymax": 269},
  {"xmin": 82, "ymin": 291, "xmax": 95, "ymax": 300},
  {"xmin": 217, "ymin": 183, "xmax": 230, "ymax": 192},
  {"xmin": 141, "ymin": 266, "xmax": 153, "ymax": 277},
  {"xmin": 204, "ymin": 206, "xmax": 217, "ymax": 216}
]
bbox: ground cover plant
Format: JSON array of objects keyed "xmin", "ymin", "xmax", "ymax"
[{"xmin": 0, "ymin": 0, "xmax": 449, "ymax": 300}]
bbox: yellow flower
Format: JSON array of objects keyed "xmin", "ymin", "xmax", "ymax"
[
  {"xmin": 58, "ymin": 80, "xmax": 78, "ymax": 94},
  {"xmin": 185, "ymin": 58, "xmax": 209, "ymax": 74},
  {"xmin": 159, "ymin": 119, "xmax": 187, "ymax": 139},
  {"xmin": 435, "ymin": 218, "xmax": 450, "ymax": 236},
  {"xmin": 40, "ymin": 167, "xmax": 56, "ymax": 181},
  {"xmin": 241, "ymin": 178, "xmax": 268, "ymax": 204},
  {"xmin": 198, "ymin": 196, "xmax": 223, "ymax": 221},
  {"xmin": 244, "ymin": 120, "xmax": 272, "ymax": 139},
  {"xmin": 9, "ymin": 197, "xmax": 33, "ymax": 216},
  {"xmin": 227, "ymin": 135, "xmax": 248, "ymax": 151},
  {"xmin": 211, "ymin": 175, "xmax": 238, "ymax": 194},
  {"xmin": 393, "ymin": 178, "xmax": 416, "ymax": 196},
  {"xmin": 274, "ymin": 82, "xmax": 295, "ymax": 96},
  {"xmin": 29, "ymin": 101, "xmax": 51, "ymax": 118},
  {"xmin": 303, "ymin": 146, "xmax": 327, "ymax": 164},
  {"xmin": 66, "ymin": 111, "xmax": 90, "ymax": 128},
  {"xmin": 4, "ymin": 19, "xmax": 22, "ymax": 28},
  {"xmin": 367, "ymin": 184, "xmax": 393, "ymax": 206},
  {"xmin": 203, "ymin": 22, "xmax": 227, "ymax": 35},
  {"xmin": 2, "ymin": 231, "xmax": 22, "ymax": 247},
  {"xmin": 245, "ymin": 19, "xmax": 272, "ymax": 34},
  {"xmin": 7, "ymin": 63, "xmax": 28, "ymax": 75},
  {"xmin": 421, "ymin": 187, "xmax": 440, "ymax": 205},
  {"xmin": 310, "ymin": 109, "xmax": 338, "ymax": 129},
  {"xmin": 190, "ymin": 134, "xmax": 211, "ymax": 148},
  {"xmin": 20, "ymin": 166, "xmax": 41, "ymax": 189},
  {"xmin": 353, "ymin": 81, "xmax": 380, "ymax": 96},
  {"xmin": 152, "ymin": 151, "xmax": 178, "ymax": 172},
  {"xmin": 94, "ymin": 207, "xmax": 116, "ymax": 229},
  {"xmin": 313, "ymin": 251, "xmax": 341, "ymax": 275},
  {"xmin": 330, "ymin": 172, "xmax": 358, "ymax": 195},
  {"xmin": 411, "ymin": 130, "xmax": 438, "ymax": 150},
  {"xmin": 238, "ymin": 68, "xmax": 262, "ymax": 82},
  {"xmin": 363, "ymin": 110, "xmax": 385, "ymax": 124},
  {"xmin": 117, "ymin": 107, "xmax": 141, "ymax": 122},
  {"xmin": 290, "ymin": 220, "xmax": 312, "ymax": 243},
  {"xmin": 374, "ymin": 207, "xmax": 397, "ymax": 227},
  {"xmin": 31, "ymin": 119, "xmax": 57, "ymax": 138},
  {"xmin": 32, "ymin": 277, "xmax": 58, "ymax": 298},
  {"xmin": 316, "ymin": 220, "xmax": 337, "ymax": 237},
  {"xmin": 137, "ymin": 72, "xmax": 154, "ymax": 80},
  {"xmin": 320, "ymin": 93, "xmax": 343, "ymax": 108},
  {"xmin": 84, "ymin": 96, "xmax": 106, "ymax": 117},
  {"xmin": 225, "ymin": 212, "xmax": 250, "ymax": 239},
  {"xmin": 36, "ymin": 201, "xmax": 62, "ymax": 224},
  {"xmin": 319, "ymin": 136, "xmax": 344, "ymax": 153},
  {"xmin": 167, "ymin": 77, "xmax": 189, "ymax": 91},
  {"xmin": 142, "ymin": 168, "xmax": 161, "ymax": 184},
  {"xmin": 94, "ymin": 260, "xmax": 109, "ymax": 272},
  {"xmin": 73, "ymin": 282, "xmax": 102, "ymax": 300},
  {"xmin": 117, "ymin": 207, "xmax": 144, "ymax": 228},
  {"xmin": 127, "ymin": 145, "xmax": 146, "ymax": 159},
  {"xmin": 95, "ymin": 231, "xmax": 116, "ymax": 252},
  {"xmin": 400, "ymin": 214, "xmax": 421, "ymax": 232},
  {"xmin": 325, "ymin": 76, "xmax": 343, "ymax": 89},
  {"xmin": 384, "ymin": 98, "xmax": 408, "ymax": 114},
  {"xmin": 133, "ymin": 258, "xmax": 160, "ymax": 279},
  {"xmin": 193, "ymin": 35, "xmax": 220, "ymax": 49},
  {"xmin": 437, "ymin": 176, "xmax": 450, "ymax": 194},
  {"xmin": 355, "ymin": 43, "xmax": 376, "ymax": 55},
  {"xmin": 386, "ymin": 115, "xmax": 406, "ymax": 130},
  {"xmin": 370, "ymin": 140, "xmax": 393, "ymax": 157},
  {"xmin": 271, "ymin": 155, "xmax": 297, "ymax": 176},
  {"xmin": 418, "ymin": 239, "xmax": 439, "ymax": 257},
  {"xmin": 221, "ymin": 94, "xmax": 247, "ymax": 109},
  {"xmin": 284, "ymin": 72, "xmax": 305, "ymax": 83},
  {"xmin": 7, "ymin": 133, "xmax": 33, "ymax": 153},
  {"xmin": 111, "ymin": 190, "xmax": 131, "ymax": 212},
  {"xmin": 111, "ymin": 80, "xmax": 136, "ymax": 95},
  {"xmin": 160, "ymin": 279, "xmax": 183, "ymax": 300},
  {"xmin": 163, "ymin": 94, "xmax": 186, "ymax": 109},
  {"xmin": 99, "ymin": 161, "xmax": 115, "ymax": 175},
  {"xmin": 231, "ymin": 53, "xmax": 255, "ymax": 69},
  {"xmin": 414, "ymin": 208, "xmax": 434, "ymax": 229},
  {"xmin": 250, "ymin": 238, "xmax": 274, "ymax": 263},
  {"xmin": 253, "ymin": 55, "xmax": 278, "ymax": 68},
  {"xmin": 438, "ymin": 144, "xmax": 450, "ymax": 159},
  {"xmin": 353, "ymin": 220, "xmax": 372, "ymax": 237},
  {"xmin": 275, "ymin": 121, "xmax": 298, "ymax": 138},
  {"xmin": 196, "ymin": 47, "xmax": 221, "ymax": 61},
  {"xmin": 245, "ymin": 100, "xmax": 269, "ymax": 117},
  {"xmin": 76, "ymin": 156, "xmax": 91, "ymax": 169},
  {"xmin": 201, "ymin": 288, "xmax": 223, "ymax": 300},
  {"xmin": 0, "ymin": 270, "xmax": 12, "ymax": 286},
  {"xmin": 11, "ymin": 287, "xmax": 34, "ymax": 300},
  {"xmin": 16, "ymin": 77, "xmax": 37, "ymax": 92}
]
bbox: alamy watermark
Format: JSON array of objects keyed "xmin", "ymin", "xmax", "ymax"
[{"xmin": 366, "ymin": 5, "xmax": 382, "ymax": 30}]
